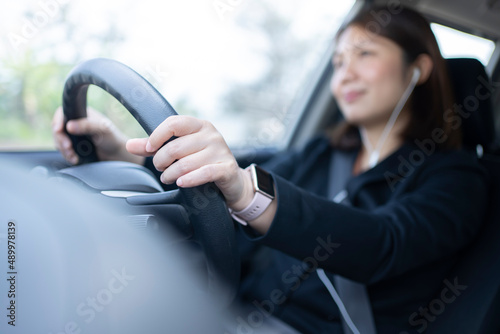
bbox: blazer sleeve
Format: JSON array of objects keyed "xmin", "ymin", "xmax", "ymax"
[{"xmin": 242, "ymin": 150, "xmax": 490, "ymax": 284}]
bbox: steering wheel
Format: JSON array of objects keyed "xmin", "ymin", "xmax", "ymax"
[{"xmin": 62, "ymin": 58, "xmax": 239, "ymax": 305}]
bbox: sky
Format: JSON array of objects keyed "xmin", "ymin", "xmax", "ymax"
[
  {"xmin": 0, "ymin": 0, "xmax": 353, "ymax": 111},
  {"xmin": 0, "ymin": 0, "xmax": 496, "ymax": 147},
  {"xmin": 0, "ymin": 0, "xmax": 355, "ymax": 146},
  {"xmin": 1, "ymin": 1, "xmax": 494, "ymax": 102}
]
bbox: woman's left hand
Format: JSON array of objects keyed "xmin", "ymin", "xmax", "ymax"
[{"xmin": 126, "ymin": 115, "xmax": 253, "ymax": 209}]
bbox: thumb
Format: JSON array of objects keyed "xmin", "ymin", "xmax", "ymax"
[
  {"xmin": 66, "ymin": 117, "xmax": 112, "ymax": 136},
  {"xmin": 126, "ymin": 138, "xmax": 152, "ymax": 157}
]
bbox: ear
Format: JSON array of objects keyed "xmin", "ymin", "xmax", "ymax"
[{"xmin": 412, "ymin": 54, "xmax": 433, "ymax": 85}]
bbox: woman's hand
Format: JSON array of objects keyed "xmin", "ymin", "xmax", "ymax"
[
  {"xmin": 52, "ymin": 107, "xmax": 145, "ymax": 165},
  {"xmin": 127, "ymin": 115, "xmax": 276, "ymax": 234},
  {"xmin": 126, "ymin": 115, "xmax": 254, "ymax": 210}
]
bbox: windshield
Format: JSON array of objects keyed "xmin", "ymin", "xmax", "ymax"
[{"xmin": 0, "ymin": 0, "xmax": 355, "ymax": 150}]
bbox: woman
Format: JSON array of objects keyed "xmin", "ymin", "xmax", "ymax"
[{"xmin": 53, "ymin": 5, "xmax": 488, "ymax": 333}]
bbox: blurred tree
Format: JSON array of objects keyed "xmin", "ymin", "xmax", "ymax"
[
  {"xmin": 221, "ymin": 0, "xmax": 314, "ymax": 147},
  {"xmin": 0, "ymin": 2, "xmax": 127, "ymax": 148}
]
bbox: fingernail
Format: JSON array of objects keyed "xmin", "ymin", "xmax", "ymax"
[
  {"xmin": 146, "ymin": 141, "xmax": 152, "ymax": 152},
  {"xmin": 177, "ymin": 178, "xmax": 184, "ymax": 187},
  {"xmin": 67, "ymin": 121, "xmax": 78, "ymax": 132}
]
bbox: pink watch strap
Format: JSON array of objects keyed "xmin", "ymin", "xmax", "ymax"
[{"xmin": 230, "ymin": 191, "xmax": 273, "ymax": 226}]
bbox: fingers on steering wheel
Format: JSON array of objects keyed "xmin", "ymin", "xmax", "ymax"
[
  {"xmin": 52, "ymin": 107, "xmax": 78, "ymax": 164},
  {"xmin": 52, "ymin": 107, "xmax": 65, "ymax": 133},
  {"xmin": 147, "ymin": 115, "xmax": 203, "ymax": 153},
  {"xmin": 152, "ymin": 132, "xmax": 208, "ymax": 171},
  {"xmin": 158, "ymin": 148, "xmax": 214, "ymax": 185},
  {"xmin": 178, "ymin": 161, "xmax": 236, "ymax": 188}
]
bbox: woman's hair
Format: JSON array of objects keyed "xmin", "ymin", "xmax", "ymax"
[{"xmin": 329, "ymin": 5, "xmax": 462, "ymax": 150}]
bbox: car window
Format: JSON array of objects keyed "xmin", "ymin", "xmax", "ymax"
[
  {"xmin": 0, "ymin": 0, "xmax": 355, "ymax": 151},
  {"xmin": 431, "ymin": 23, "xmax": 496, "ymax": 66}
]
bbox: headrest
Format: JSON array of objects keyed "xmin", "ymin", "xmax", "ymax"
[{"xmin": 446, "ymin": 58, "xmax": 496, "ymax": 150}]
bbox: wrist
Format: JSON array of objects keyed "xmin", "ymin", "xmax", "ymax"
[
  {"xmin": 228, "ymin": 164, "xmax": 275, "ymax": 226},
  {"xmin": 227, "ymin": 167, "xmax": 254, "ymax": 212}
]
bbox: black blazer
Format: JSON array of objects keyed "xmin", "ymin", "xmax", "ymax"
[{"xmin": 236, "ymin": 136, "xmax": 489, "ymax": 333}]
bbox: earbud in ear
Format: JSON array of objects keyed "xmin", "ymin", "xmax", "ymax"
[{"xmin": 412, "ymin": 67, "xmax": 421, "ymax": 83}]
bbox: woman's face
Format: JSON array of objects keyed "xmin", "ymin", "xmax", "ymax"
[{"xmin": 331, "ymin": 25, "xmax": 412, "ymax": 127}]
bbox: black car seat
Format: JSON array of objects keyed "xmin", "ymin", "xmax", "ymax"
[{"xmin": 427, "ymin": 58, "xmax": 500, "ymax": 333}]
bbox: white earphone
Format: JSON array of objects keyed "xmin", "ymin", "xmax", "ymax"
[{"xmin": 412, "ymin": 67, "xmax": 421, "ymax": 84}]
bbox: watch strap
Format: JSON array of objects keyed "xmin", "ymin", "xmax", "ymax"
[
  {"xmin": 230, "ymin": 191, "xmax": 273, "ymax": 226},
  {"xmin": 229, "ymin": 164, "xmax": 274, "ymax": 226}
]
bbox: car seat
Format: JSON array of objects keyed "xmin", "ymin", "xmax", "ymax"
[{"xmin": 427, "ymin": 58, "xmax": 500, "ymax": 333}]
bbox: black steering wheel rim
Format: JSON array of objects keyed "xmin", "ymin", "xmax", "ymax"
[{"xmin": 62, "ymin": 58, "xmax": 239, "ymax": 305}]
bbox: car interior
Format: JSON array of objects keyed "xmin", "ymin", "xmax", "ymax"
[{"xmin": 1, "ymin": 0, "xmax": 500, "ymax": 332}]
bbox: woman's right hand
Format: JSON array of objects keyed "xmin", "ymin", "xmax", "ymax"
[{"xmin": 52, "ymin": 107, "xmax": 145, "ymax": 166}]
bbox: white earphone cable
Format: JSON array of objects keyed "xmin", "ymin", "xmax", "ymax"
[{"xmin": 364, "ymin": 68, "xmax": 421, "ymax": 168}]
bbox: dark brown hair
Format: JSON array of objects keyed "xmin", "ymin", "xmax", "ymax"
[{"xmin": 328, "ymin": 5, "xmax": 462, "ymax": 150}]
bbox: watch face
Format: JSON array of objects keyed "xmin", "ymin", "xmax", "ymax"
[{"xmin": 253, "ymin": 165, "xmax": 275, "ymax": 198}]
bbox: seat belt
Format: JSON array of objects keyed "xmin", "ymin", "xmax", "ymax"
[{"xmin": 316, "ymin": 149, "xmax": 377, "ymax": 334}]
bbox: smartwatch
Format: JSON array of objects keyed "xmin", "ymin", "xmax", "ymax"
[{"xmin": 229, "ymin": 164, "xmax": 275, "ymax": 226}]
